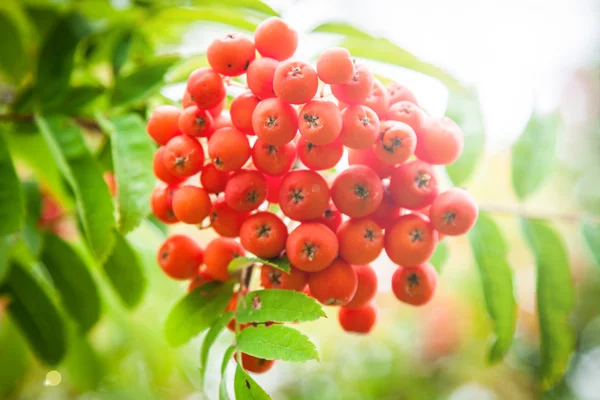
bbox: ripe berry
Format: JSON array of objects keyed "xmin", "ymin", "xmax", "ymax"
[
  {"xmin": 389, "ymin": 160, "xmax": 439, "ymax": 209},
  {"xmin": 261, "ymin": 265, "xmax": 307, "ymax": 292},
  {"xmin": 363, "ymin": 79, "xmax": 390, "ymax": 119},
  {"xmin": 387, "ymin": 82, "xmax": 418, "ymax": 106},
  {"xmin": 207, "ymin": 33, "xmax": 255, "ymax": 76},
  {"xmin": 252, "ymin": 97, "xmax": 299, "ymax": 146},
  {"xmin": 200, "ymin": 163, "xmax": 231, "ymax": 193},
  {"xmin": 208, "ymin": 127, "xmax": 251, "ymax": 172},
  {"xmin": 213, "ymin": 112, "xmax": 233, "ymax": 130},
  {"xmin": 312, "ymin": 202, "xmax": 342, "ymax": 232},
  {"xmin": 230, "ymin": 91, "xmax": 261, "ymax": 135},
  {"xmin": 308, "ymin": 258, "xmax": 358, "ymax": 306},
  {"xmin": 210, "ymin": 198, "xmax": 249, "ymax": 238},
  {"xmin": 278, "ymin": 170, "xmax": 330, "ymax": 221},
  {"xmin": 187, "ymin": 270, "xmax": 215, "ymax": 292},
  {"xmin": 368, "ymin": 180, "xmax": 401, "ymax": 230},
  {"xmin": 163, "ymin": 135, "xmax": 205, "ymax": 177},
  {"xmin": 286, "ymin": 223, "xmax": 338, "ymax": 272},
  {"xmin": 247, "ymin": 57, "xmax": 279, "ymax": 99},
  {"xmin": 345, "ymin": 264, "xmax": 378, "ymax": 309},
  {"xmin": 204, "ymin": 237, "xmax": 246, "ymax": 281},
  {"xmin": 251, "ymin": 138, "xmax": 297, "ymax": 176},
  {"xmin": 373, "ymin": 120, "xmax": 416, "ymax": 165},
  {"xmin": 240, "ymin": 353, "xmax": 275, "ymax": 374},
  {"xmin": 172, "ymin": 186, "xmax": 212, "ymax": 225},
  {"xmin": 240, "ymin": 211, "xmax": 288, "ymax": 259},
  {"xmin": 254, "ymin": 17, "xmax": 298, "ymax": 61},
  {"xmin": 186, "ymin": 68, "xmax": 226, "ymax": 109},
  {"xmin": 391, "ymin": 263, "xmax": 438, "ymax": 306},
  {"xmin": 429, "ymin": 188, "xmax": 478, "ymax": 236},
  {"xmin": 296, "ymin": 136, "xmax": 343, "ymax": 171},
  {"xmin": 385, "ymin": 213, "xmax": 438, "ymax": 266},
  {"xmin": 265, "ymin": 175, "xmax": 282, "ymax": 203},
  {"xmin": 184, "ymin": 91, "xmax": 226, "ymax": 117},
  {"xmin": 338, "ymin": 303, "xmax": 377, "ymax": 333},
  {"xmin": 178, "ymin": 105, "xmax": 215, "ymax": 137},
  {"xmin": 225, "ymin": 291, "xmax": 249, "ymax": 331},
  {"xmin": 347, "ymin": 147, "xmax": 394, "ymax": 179},
  {"xmin": 298, "ymin": 100, "xmax": 342, "ymax": 145},
  {"xmin": 415, "ymin": 116, "xmax": 464, "ymax": 165},
  {"xmin": 331, "ymin": 64, "xmax": 374, "ymax": 105},
  {"xmin": 316, "ymin": 47, "xmax": 355, "ymax": 84},
  {"xmin": 386, "ymin": 101, "xmax": 424, "ymax": 133},
  {"xmin": 337, "ymin": 218, "xmax": 384, "ymax": 265},
  {"xmin": 157, "ymin": 235, "xmax": 203, "ymax": 280},
  {"xmin": 340, "ymin": 105, "xmax": 380, "ymax": 149},
  {"xmin": 273, "ymin": 60, "xmax": 318, "ymax": 104},
  {"xmin": 224, "ymin": 169, "xmax": 267, "ymax": 212},
  {"xmin": 331, "ymin": 165, "xmax": 383, "ymax": 218},
  {"xmin": 153, "ymin": 146, "xmax": 185, "ymax": 185},
  {"xmin": 146, "ymin": 105, "xmax": 181, "ymax": 145},
  {"xmin": 151, "ymin": 184, "xmax": 178, "ymax": 224}
]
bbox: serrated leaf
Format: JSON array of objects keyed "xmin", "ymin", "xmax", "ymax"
[
  {"xmin": 200, "ymin": 311, "xmax": 233, "ymax": 384},
  {"xmin": 237, "ymin": 289, "xmax": 325, "ymax": 324},
  {"xmin": 103, "ymin": 231, "xmax": 147, "ymax": 309},
  {"xmin": 468, "ymin": 212, "xmax": 516, "ymax": 363},
  {"xmin": 511, "ymin": 113, "xmax": 560, "ymax": 200},
  {"xmin": 220, "ymin": 345, "xmax": 236, "ymax": 400},
  {"xmin": 35, "ymin": 115, "xmax": 115, "ymax": 261},
  {"xmin": 582, "ymin": 222, "xmax": 600, "ymax": 268},
  {"xmin": 102, "ymin": 114, "xmax": 155, "ymax": 234},
  {"xmin": 234, "ymin": 364, "xmax": 271, "ymax": 400},
  {"xmin": 0, "ymin": 262, "xmax": 67, "ymax": 365},
  {"xmin": 111, "ymin": 56, "xmax": 179, "ymax": 107},
  {"xmin": 165, "ymin": 281, "xmax": 233, "ymax": 347},
  {"xmin": 445, "ymin": 89, "xmax": 486, "ymax": 185},
  {"xmin": 521, "ymin": 219, "xmax": 575, "ymax": 389},
  {"xmin": 228, "ymin": 256, "xmax": 290, "ymax": 274},
  {"xmin": 35, "ymin": 12, "xmax": 91, "ymax": 106},
  {"xmin": 268, "ymin": 256, "xmax": 291, "ymax": 274},
  {"xmin": 40, "ymin": 233, "xmax": 101, "ymax": 333},
  {"xmin": 312, "ymin": 22, "xmax": 373, "ymax": 39},
  {"xmin": 430, "ymin": 242, "xmax": 449, "ymax": 273},
  {"xmin": 191, "ymin": 0, "xmax": 278, "ymax": 16},
  {"xmin": 237, "ymin": 325, "xmax": 319, "ymax": 362},
  {"xmin": 0, "ymin": 12, "xmax": 26, "ymax": 83},
  {"xmin": 0, "ymin": 133, "xmax": 25, "ymax": 236}
]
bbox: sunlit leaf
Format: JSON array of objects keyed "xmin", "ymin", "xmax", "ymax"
[
  {"xmin": 430, "ymin": 242, "xmax": 449, "ymax": 273},
  {"xmin": 236, "ymin": 289, "xmax": 325, "ymax": 324},
  {"xmin": 43, "ymin": 86, "xmax": 105, "ymax": 114},
  {"xmin": 0, "ymin": 318, "xmax": 29, "ymax": 396},
  {"xmin": 190, "ymin": 0, "xmax": 278, "ymax": 16},
  {"xmin": 234, "ymin": 364, "xmax": 271, "ymax": 400},
  {"xmin": 0, "ymin": 12, "xmax": 26, "ymax": 83},
  {"xmin": 582, "ymin": 221, "xmax": 600, "ymax": 268},
  {"xmin": 200, "ymin": 312, "xmax": 233, "ymax": 384},
  {"xmin": 220, "ymin": 345, "xmax": 236, "ymax": 400},
  {"xmin": 237, "ymin": 325, "xmax": 319, "ymax": 362},
  {"xmin": 0, "ymin": 133, "xmax": 25, "ymax": 236},
  {"xmin": 312, "ymin": 21, "xmax": 373, "ymax": 39}
]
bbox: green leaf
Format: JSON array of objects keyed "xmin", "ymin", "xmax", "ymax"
[
  {"xmin": 0, "ymin": 237, "xmax": 10, "ymax": 285},
  {"xmin": 237, "ymin": 325, "xmax": 319, "ymax": 362},
  {"xmin": 445, "ymin": 89, "xmax": 486, "ymax": 186},
  {"xmin": 200, "ymin": 312, "xmax": 233, "ymax": 384},
  {"xmin": 165, "ymin": 281, "xmax": 233, "ymax": 347},
  {"xmin": 40, "ymin": 233, "xmax": 101, "ymax": 333},
  {"xmin": 102, "ymin": 114, "xmax": 155, "ymax": 234},
  {"xmin": 430, "ymin": 242, "xmax": 449, "ymax": 273},
  {"xmin": 268, "ymin": 256, "xmax": 291, "ymax": 274},
  {"xmin": 35, "ymin": 12, "xmax": 91, "ymax": 106},
  {"xmin": 0, "ymin": 133, "xmax": 25, "ymax": 236},
  {"xmin": 20, "ymin": 181, "xmax": 43, "ymax": 258},
  {"xmin": 35, "ymin": 115, "xmax": 115, "ymax": 261},
  {"xmin": 312, "ymin": 22, "xmax": 373, "ymax": 39},
  {"xmin": 190, "ymin": 0, "xmax": 279, "ymax": 16},
  {"xmin": 112, "ymin": 29, "xmax": 132, "ymax": 76},
  {"xmin": 43, "ymin": 85, "xmax": 105, "ymax": 114},
  {"xmin": 237, "ymin": 289, "xmax": 325, "ymax": 324},
  {"xmin": 511, "ymin": 113, "xmax": 560, "ymax": 200},
  {"xmin": 582, "ymin": 222, "xmax": 600, "ymax": 267},
  {"xmin": 0, "ymin": 12, "xmax": 26, "ymax": 83},
  {"xmin": 234, "ymin": 364, "xmax": 271, "ymax": 400},
  {"xmin": 228, "ymin": 256, "xmax": 290, "ymax": 274},
  {"xmin": 0, "ymin": 262, "xmax": 67, "ymax": 365},
  {"xmin": 521, "ymin": 219, "xmax": 575, "ymax": 389},
  {"xmin": 63, "ymin": 334, "xmax": 104, "ymax": 392},
  {"xmin": 111, "ymin": 56, "xmax": 179, "ymax": 107},
  {"xmin": 468, "ymin": 212, "xmax": 516, "ymax": 363},
  {"xmin": 0, "ymin": 318, "xmax": 30, "ymax": 396},
  {"xmin": 103, "ymin": 231, "xmax": 147, "ymax": 309},
  {"xmin": 220, "ymin": 345, "xmax": 236, "ymax": 400}
]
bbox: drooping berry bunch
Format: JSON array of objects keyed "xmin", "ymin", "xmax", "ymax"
[{"xmin": 148, "ymin": 17, "xmax": 478, "ymax": 373}]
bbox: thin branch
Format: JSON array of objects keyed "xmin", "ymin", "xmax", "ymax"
[
  {"xmin": 0, "ymin": 113, "xmax": 103, "ymax": 133},
  {"xmin": 479, "ymin": 201, "xmax": 600, "ymax": 224}
]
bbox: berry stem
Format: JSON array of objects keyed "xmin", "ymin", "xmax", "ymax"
[
  {"xmin": 479, "ymin": 201, "xmax": 600, "ymax": 224},
  {"xmin": 234, "ymin": 264, "xmax": 254, "ymax": 366},
  {"xmin": 223, "ymin": 77, "xmax": 248, "ymax": 89}
]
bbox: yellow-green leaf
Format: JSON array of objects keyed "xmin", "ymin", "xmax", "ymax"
[
  {"xmin": 237, "ymin": 325, "xmax": 319, "ymax": 362},
  {"xmin": 236, "ymin": 289, "xmax": 325, "ymax": 324},
  {"xmin": 0, "ymin": 133, "xmax": 24, "ymax": 236}
]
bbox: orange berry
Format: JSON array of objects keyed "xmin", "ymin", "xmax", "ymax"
[
  {"xmin": 387, "ymin": 82, "xmax": 418, "ymax": 106},
  {"xmin": 363, "ymin": 79, "xmax": 389, "ymax": 119},
  {"xmin": 331, "ymin": 64, "xmax": 374, "ymax": 105},
  {"xmin": 186, "ymin": 67, "xmax": 226, "ymax": 109},
  {"xmin": 187, "ymin": 270, "xmax": 215, "ymax": 292},
  {"xmin": 251, "ymin": 138, "xmax": 297, "ymax": 176},
  {"xmin": 200, "ymin": 163, "xmax": 231, "ymax": 194},
  {"xmin": 172, "ymin": 186, "xmax": 212, "ymax": 225},
  {"xmin": 230, "ymin": 91, "xmax": 261, "ymax": 135},
  {"xmin": 386, "ymin": 101, "xmax": 423, "ymax": 133},
  {"xmin": 254, "ymin": 17, "xmax": 298, "ymax": 61},
  {"xmin": 286, "ymin": 223, "xmax": 338, "ymax": 272},
  {"xmin": 429, "ymin": 188, "xmax": 478, "ymax": 236},
  {"xmin": 208, "ymin": 127, "xmax": 251, "ymax": 172},
  {"xmin": 178, "ymin": 105, "xmax": 215, "ymax": 137},
  {"xmin": 373, "ymin": 120, "xmax": 416, "ymax": 165},
  {"xmin": 340, "ymin": 105, "xmax": 380, "ymax": 149},
  {"xmin": 384, "ymin": 213, "xmax": 438, "ymax": 267},
  {"xmin": 213, "ymin": 112, "xmax": 233, "ymax": 130},
  {"xmin": 240, "ymin": 211, "xmax": 288, "ymax": 259},
  {"xmin": 415, "ymin": 116, "xmax": 464, "ymax": 165},
  {"xmin": 261, "ymin": 265, "xmax": 307, "ymax": 291},
  {"xmin": 224, "ymin": 169, "xmax": 267, "ymax": 212},
  {"xmin": 273, "ymin": 59, "xmax": 318, "ymax": 105},
  {"xmin": 163, "ymin": 135, "xmax": 205, "ymax": 177},
  {"xmin": 296, "ymin": 136, "xmax": 343, "ymax": 171},
  {"xmin": 331, "ymin": 165, "xmax": 383, "ymax": 218},
  {"xmin": 389, "ymin": 160, "xmax": 438, "ymax": 210},
  {"xmin": 207, "ymin": 33, "xmax": 255, "ymax": 76},
  {"xmin": 347, "ymin": 147, "xmax": 394, "ymax": 179},
  {"xmin": 247, "ymin": 57, "xmax": 279, "ymax": 99},
  {"xmin": 278, "ymin": 170, "xmax": 330, "ymax": 221},
  {"xmin": 204, "ymin": 237, "xmax": 246, "ymax": 281},
  {"xmin": 146, "ymin": 105, "xmax": 181, "ymax": 145},
  {"xmin": 252, "ymin": 97, "xmax": 298, "ymax": 146},
  {"xmin": 391, "ymin": 263, "xmax": 437, "ymax": 306},
  {"xmin": 367, "ymin": 180, "xmax": 401, "ymax": 230},
  {"xmin": 312, "ymin": 202, "xmax": 342, "ymax": 232},
  {"xmin": 158, "ymin": 235, "xmax": 203, "ymax": 280},
  {"xmin": 345, "ymin": 265, "xmax": 377, "ymax": 309},
  {"xmin": 265, "ymin": 175, "xmax": 282, "ymax": 203},
  {"xmin": 338, "ymin": 303, "xmax": 377, "ymax": 333},
  {"xmin": 240, "ymin": 353, "xmax": 275, "ymax": 374},
  {"xmin": 153, "ymin": 146, "xmax": 185, "ymax": 185},
  {"xmin": 308, "ymin": 258, "xmax": 358, "ymax": 306},
  {"xmin": 151, "ymin": 184, "xmax": 178, "ymax": 224},
  {"xmin": 210, "ymin": 198, "xmax": 249, "ymax": 238},
  {"xmin": 337, "ymin": 218, "xmax": 383, "ymax": 265},
  {"xmin": 298, "ymin": 100, "xmax": 342, "ymax": 145},
  {"xmin": 316, "ymin": 47, "xmax": 355, "ymax": 84}
]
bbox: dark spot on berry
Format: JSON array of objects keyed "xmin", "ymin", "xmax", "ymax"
[
  {"xmin": 302, "ymin": 242, "xmax": 317, "ymax": 261},
  {"xmin": 409, "ymin": 229, "xmax": 423, "ymax": 242},
  {"xmin": 256, "ymin": 224, "xmax": 271, "ymax": 238},
  {"xmin": 354, "ymin": 184, "xmax": 369, "ymax": 199},
  {"xmin": 364, "ymin": 228, "xmax": 376, "ymax": 242},
  {"xmin": 415, "ymin": 172, "xmax": 431, "ymax": 189},
  {"xmin": 244, "ymin": 60, "xmax": 250, "ymax": 70},
  {"xmin": 291, "ymin": 188, "xmax": 304, "ymax": 204}
]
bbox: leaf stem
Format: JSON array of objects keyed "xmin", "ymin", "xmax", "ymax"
[{"xmin": 479, "ymin": 202, "xmax": 600, "ymax": 224}]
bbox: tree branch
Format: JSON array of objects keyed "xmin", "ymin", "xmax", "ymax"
[
  {"xmin": 479, "ymin": 201, "xmax": 600, "ymax": 224},
  {"xmin": 0, "ymin": 113, "xmax": 103, "ymax": 133}
]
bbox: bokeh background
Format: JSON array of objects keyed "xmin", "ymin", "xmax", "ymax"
[{"xmin": 0, "ymin": 0, "xmax": 599, "ymax": 399}]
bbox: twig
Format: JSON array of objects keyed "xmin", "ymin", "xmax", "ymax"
[
  {"xmin": 0, "ymin": 113, "xmax": 104, "ymax": 133},
  {"xmin": 479, "ymin": 201, "xmax": 600, "ymax": 224}
]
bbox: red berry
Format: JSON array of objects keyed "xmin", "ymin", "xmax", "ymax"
[
  {"xmin": 157, "ymin": 235, "xmax": 203, "ymax": 280},
  {"xmin": 163, "ymin": 135, "xmax": 205, "ymax": 177},
  {"xmin": 186, "ymin": 68, "xmax": 226, "ymax": 109},
  {"xmin": 338, "ymin": 303, "xmax": 377, "ymax": 333},
  {"xmin": 391, "ymin": 263, "xmax": 438, "ymax": 306}
]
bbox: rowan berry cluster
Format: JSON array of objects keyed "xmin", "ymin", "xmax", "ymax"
[{"xmin": 147, "ymin": 17, "xmax": 478, "ymax": 373}]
